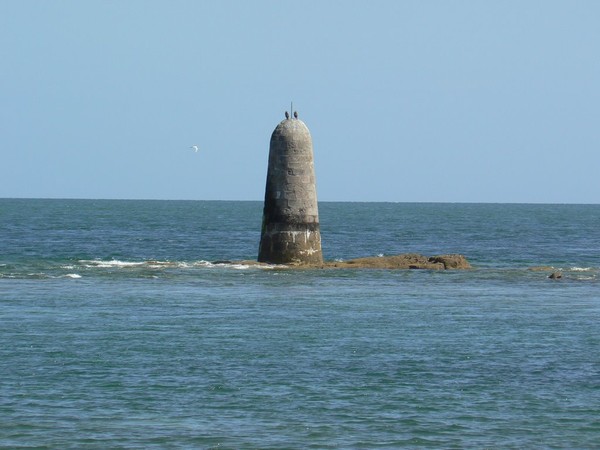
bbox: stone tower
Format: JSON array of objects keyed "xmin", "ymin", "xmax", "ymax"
[{"xmin": 258, "ymin": 112, "xmax": 323, "ymax": 264}]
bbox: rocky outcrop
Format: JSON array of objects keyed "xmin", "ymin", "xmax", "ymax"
[
  {"xmin": 427, "ymin": 254, "xmax": 472, "ymax": 270},
  {"xmin": 325, "ymin": 253, "xmax": 443, "ymax": 270},
  {"xmin": 239, "ymin": 253, "xmax": 471, "ymax": 270}
]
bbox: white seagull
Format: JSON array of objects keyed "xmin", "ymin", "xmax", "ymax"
[{"xmin": 190, "ymin": 145, "xmax": 199, "ymax": 152}]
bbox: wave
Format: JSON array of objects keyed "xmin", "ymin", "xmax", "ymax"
[
  {"xmin": 0, "ymin": 259, "xmax": 276, "ymax": 280},
  {"xmin": 80, "ymin": 259, "xmax": 148, "ymax": 268},
  {"xmin": 78, "ymin": 259, "xmax": 268, "ymax": 271},
  {"xmin": 1, "ymin": 258, "xmax": 597, "ymax": 281},
  {"xmin": 0, "ymin": 272, "xmax": 82, "ymax": 280}
]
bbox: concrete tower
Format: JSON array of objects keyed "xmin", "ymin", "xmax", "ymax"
[{"xmin": 258, "ymin": 113, "xmax": 323, "ymax": 264}]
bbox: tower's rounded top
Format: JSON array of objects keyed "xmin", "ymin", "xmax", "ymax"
[{"xmin": 272, "ymin": 118, "xmax": 312, "ymax": 141}]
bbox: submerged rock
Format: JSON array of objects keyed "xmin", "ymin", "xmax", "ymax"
[
  {"xmin": 336, "ymin": 253, "xmax": 471, "ymax": 270},
  {"xmin": 327, "ymin": 253, "xmax": 442, "ymax": 270},
  {"xmin": 528, "ymin": 266, "xmax": 557, "ymax": 272},
  {"xmin": 548, "ymin": 271, "xmax": 563, "ymax": 279},
  {"xmin": 427, "ymin": 254, "xmax": 472, "ymax": 270},
  {"xmin": 240, "ymin": 253, "xmax": 471, "ymax": 270}
]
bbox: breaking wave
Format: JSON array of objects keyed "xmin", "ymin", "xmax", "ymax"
[
  {"xmin": 78, "ymin": 259, "xmax": 262, "ymax": 270},
  {"xmin": 1, "ymin": 257, "xmax": 597, "ymax": 281},
  {"xmin": 0, "ymin": 258, "xmax": 280, "ymax": 280}
]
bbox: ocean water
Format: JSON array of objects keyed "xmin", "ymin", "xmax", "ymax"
[{"xmin": 1, "ymin": 199, "xmax": 599, "ymax": 448}]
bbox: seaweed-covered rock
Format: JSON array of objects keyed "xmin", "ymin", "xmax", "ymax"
[
  {"xmin": 428, "ymin": 254, "xmax": 472, "ymax": 270},
  {"xmin": 323, "ymin": 253, "xmax": 470, "ymax": 270},
  {"xmin": 238, "ymin": 253, "xmax": 472, "ymax": 270}
]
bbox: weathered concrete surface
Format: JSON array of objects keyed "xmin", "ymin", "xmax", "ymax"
[
  {"xmin": 258, "ymin": 117, "xmax": 322, "ymax": 265},
  {"xmin": 238, "ymin": 253, "xmax": 471, "ymax": 270}
]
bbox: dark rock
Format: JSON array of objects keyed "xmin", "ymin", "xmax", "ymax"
[
  {"xmin": 428, "ymin": 254, "xmax": 472, "ymax": 269},
  {"xmin": 320, "ymin": 253, "xmax": 460, "ymax": 270},
  {"xmin": 234, "ymin": 253, "xmax": 472, "ymax": 271},
  {"xmin": 548, "ymin": 272, "xmax": 562, "ymax": 279}
]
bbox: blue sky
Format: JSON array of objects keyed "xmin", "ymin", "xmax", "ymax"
[{"xmin": 1, "ymin": 1, "xmax": 599, "ymax": 203}]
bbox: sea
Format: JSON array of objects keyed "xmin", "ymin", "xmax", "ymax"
[{"xmin": 1, "ymin": 199, "xmax": 599, "ymax": 449}]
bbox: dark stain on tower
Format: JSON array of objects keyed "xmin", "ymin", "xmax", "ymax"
[{"xmin": 258, "ymin": 111, "xmax": 323, "ymax": 264}]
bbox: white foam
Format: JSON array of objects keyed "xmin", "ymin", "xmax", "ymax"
[
  {"xmin": 191, "ymin": 261, "xmax": 212, "ymax": 268},
  {"xmin": 80, "ymin": 259, "xmax": 145, "ymax": 268},
  {"xmin": 194, "ymin": 260, "xmax": 250, "ymax": 270},
  {"xmin": 63, "ymin": 273, "xmax": 82, "ymax": 279},
  {"xmin": 145, "ymin": 261, "xmax": 180, "ymax": 269},
  {"xmin": 576, "ymin": 276, "xmax": 596, "ymax": 281},
  {"xmin": 570, "ymin": 267, "xmax": 593, "ymax": 272},
  {"xmin": 75, "ymin": 258, "xmax": 274, "ymax": 272}
]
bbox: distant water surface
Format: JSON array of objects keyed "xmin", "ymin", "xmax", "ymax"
[{"xmin": 1, "ymin": 199, "xmax": 599, "ymax": 448}]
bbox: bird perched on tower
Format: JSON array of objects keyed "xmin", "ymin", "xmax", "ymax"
[
  {"xmin": 294, "ymin": 111, "xmax": 298, "ymax": 119},
  {"xmin": 285, "ymin": 111, "xmax": 290, "ymax": 119}
]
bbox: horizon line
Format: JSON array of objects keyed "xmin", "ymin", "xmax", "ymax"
[{"xmin": 1, "ymin": 196, "xmax": 598, "ymax": 206}]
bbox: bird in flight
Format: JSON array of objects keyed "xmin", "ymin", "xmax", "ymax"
[{"xmin": 190, "ymin": 145, "xmax": 199, "ymax": 152}]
